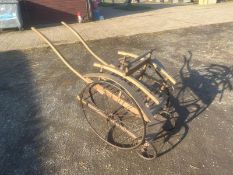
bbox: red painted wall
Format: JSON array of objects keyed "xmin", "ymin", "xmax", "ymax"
[{"xmin": 23, "ymin": 0, "xmax": 89, "ymax": 24}]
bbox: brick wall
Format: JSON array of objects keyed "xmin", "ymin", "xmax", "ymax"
[{"xmin": 22, "ymin": 0, "xmax": 90, "ymax": 25}]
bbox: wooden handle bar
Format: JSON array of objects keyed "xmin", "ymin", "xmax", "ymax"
[
  {"xmin": 31, "ymin": 27, "xmax": 91, "ymax": 83},
  {"xmin": 61, "ymin": 21, "xmax": 108, "ymax": 66}
]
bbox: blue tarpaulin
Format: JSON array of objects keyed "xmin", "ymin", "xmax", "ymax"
[
  {"xmin": 0, "ymin": 13, "xmax": 17, "ymax": 20},
  {"xmin": 0, "ymin": 0, "xmax": 22, "ymax": 29}
]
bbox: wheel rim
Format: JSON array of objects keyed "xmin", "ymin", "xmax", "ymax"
[{"xmin": 80, "ymin": 80, "xmax": 146, "ymax": 150}]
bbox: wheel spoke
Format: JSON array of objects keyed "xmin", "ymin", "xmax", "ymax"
[{"xmin": 79, "ymin": 79, "xmax": 146, "ymax": 150}]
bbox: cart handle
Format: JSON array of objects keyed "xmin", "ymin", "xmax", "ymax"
[
  {"xmin": 61, "ymin": 21, "xmax": 108, "ymax": 66},
  {"xmin": 31, "ymin": 27, "xmax": 91, "ymax": 84}
]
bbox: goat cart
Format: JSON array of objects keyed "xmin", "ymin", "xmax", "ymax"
[{"xmin": 32, "ymin": 22, "xmax": 177, "ymax": 160}]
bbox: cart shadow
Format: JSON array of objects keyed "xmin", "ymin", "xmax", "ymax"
[
  {"xmin": 149, "ymin": 51, "xmax": 233, "ymax": 157},
  {"xmin": 0, "ymin": 51, "xmax": 47, "ymax": 174}
]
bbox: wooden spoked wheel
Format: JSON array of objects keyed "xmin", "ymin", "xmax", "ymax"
[{"xmin": 79, "ymin": 80, "xmax": 146, "ymax": 150}]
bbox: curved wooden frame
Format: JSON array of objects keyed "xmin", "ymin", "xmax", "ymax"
[
  {"xmin": 118, "ymin": 51, "xmax": 176, "ymax": 85},
  {"xmin": 93, "ymin": 63, "xmax": 160, "ymax": 105}
]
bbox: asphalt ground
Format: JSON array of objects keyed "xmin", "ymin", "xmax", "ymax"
[{"xmin": 0, "ymin": 22, "xmax": 233, "ymax": 175}]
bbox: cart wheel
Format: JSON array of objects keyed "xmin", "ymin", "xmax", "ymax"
[
  {"xmin": 136, "ymin": 141, "xmax": 157, "ymax": 160},
  {"xmin": 80, "ymin": 80, "xmax": 146, "ymax": 150}
]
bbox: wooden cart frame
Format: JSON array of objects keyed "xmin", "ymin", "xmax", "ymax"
[{"xmin": 32, "ymin": 22, "xmax": 177, "ymax": 160}]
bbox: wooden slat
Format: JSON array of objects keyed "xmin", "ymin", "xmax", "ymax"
[
  {"xmin": 84, "ymin": 73, "xmax": 152, "ymax": 122},
  {"xmin": 94, "ymin": 84, "xmax": 141, "ymax": 116},
  {"xmin": 78, "ymin": 83, "xmax": 150, "ymax": 121}
]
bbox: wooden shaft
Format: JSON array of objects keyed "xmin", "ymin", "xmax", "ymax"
[
  {"xmin": 61, "ymin": 21, "xmax": 108, "ymax": 65},
  {"xmin": 118, "ymin": 51, "xmax": 138, "ymax": 59},
  {"xmin": 152, "ymin": 63, "xmax": 176, "ymax": 85},
  {"xmin": 94, "ymin": 84, "xmax": 141, "ymax": 117},
  {"xmin": 31, "ymin": 27, "xmax": 91, "ymax": 83}
]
